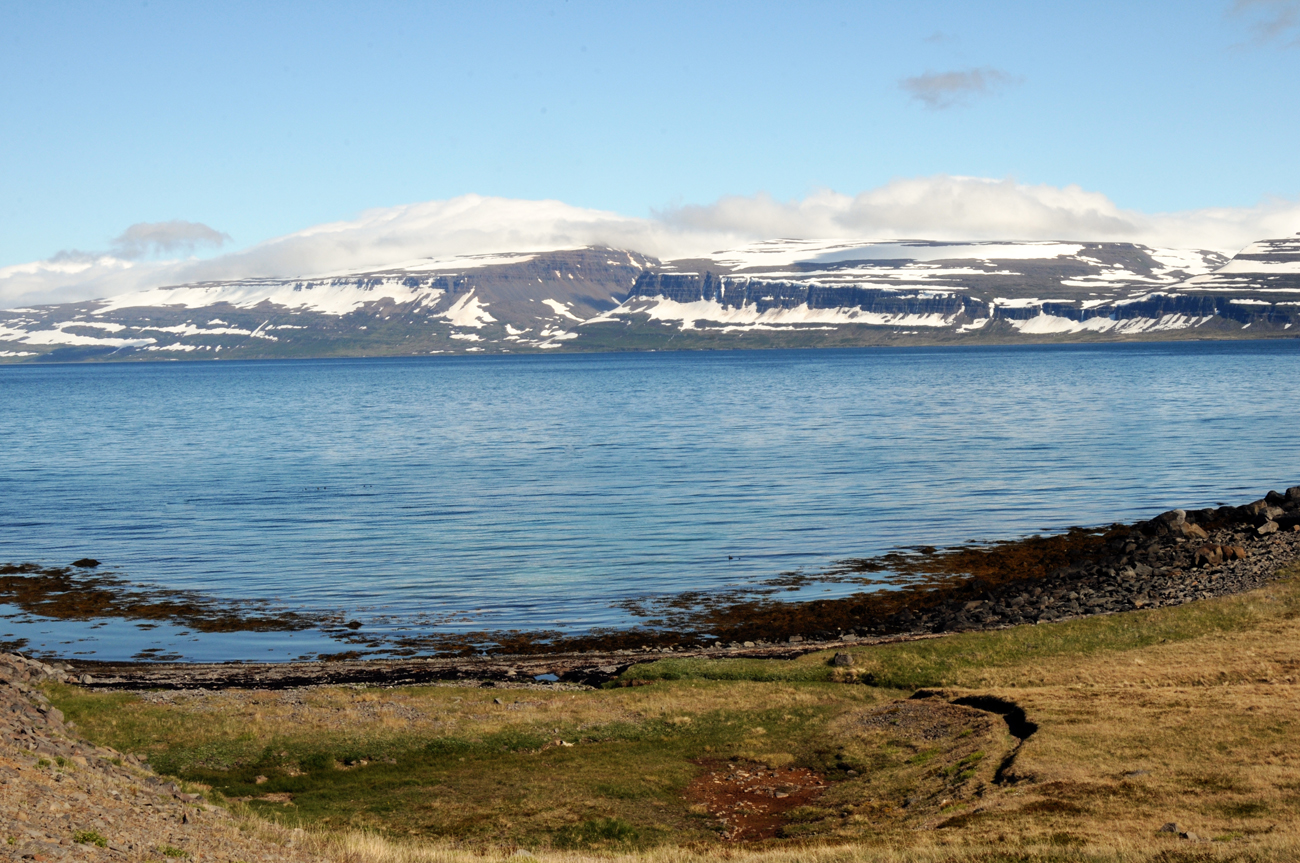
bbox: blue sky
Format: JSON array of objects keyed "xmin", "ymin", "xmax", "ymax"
[{"xmin": 2, "ymin": 0, "xmax": 1299, "ymax": 281}]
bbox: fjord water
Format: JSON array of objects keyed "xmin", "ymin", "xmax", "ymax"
[{"xmin": 2, "ymin": 341, "xmax": 1298, "ymax": 661}]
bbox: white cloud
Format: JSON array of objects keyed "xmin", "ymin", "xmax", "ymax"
[
  {"xmin": 3, "ymin": 180, "xmax": 1300, "ymax": 308},
  {"xmin": 661, "ymin": 177, "xmax": 1300, "ymax": 254},
  {"xmin": 900, "ymin": 67, "xmax": 1021, "ymax": 109},
  {"xmin": 109, "ymin": 220, "xmax": 231, "ymax": 259}
]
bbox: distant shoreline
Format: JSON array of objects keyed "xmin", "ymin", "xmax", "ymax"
[{"xmin": 4, "ymin": 326, "xmax": 1299, "ymax": 367}]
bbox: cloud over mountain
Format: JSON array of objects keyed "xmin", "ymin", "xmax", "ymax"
[
  {"xmin": 3, "ymin": 178, "xmax": 1299, "ymax": 308},
  {"xmin": 109, "ymin": 221, "xmax": 232, "ymax": 260}
]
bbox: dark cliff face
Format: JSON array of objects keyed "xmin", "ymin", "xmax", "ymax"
[
  {"xmin": 629, "ymin": 270, "xmax": 1300, "ymax": 330},
  {"xmin": 631, "ymin": 272, "xmax": 981, "ymax": 318}
]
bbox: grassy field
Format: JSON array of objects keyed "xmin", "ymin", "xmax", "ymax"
[{"xmin": 46, "ymin": 559, "xmax": 1300, "ymax": 862}]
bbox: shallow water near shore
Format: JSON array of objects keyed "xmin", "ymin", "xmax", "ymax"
[{"xmin": 2, "ymin": 340, "xmax": 1299, "ymax": 661}]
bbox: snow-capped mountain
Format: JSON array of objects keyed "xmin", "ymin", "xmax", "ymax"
[
  {"xmin": 2, "ymin": 236, "xmax": 1297, "ymax": 361},
  {"xmin": 0, "ymin": 248, "xmax": 654, "ymax": 361}
]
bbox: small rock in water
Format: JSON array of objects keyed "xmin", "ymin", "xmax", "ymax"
[{"xmin": 71, "ymin": 558, "xmax": 100, "ymax": 568}]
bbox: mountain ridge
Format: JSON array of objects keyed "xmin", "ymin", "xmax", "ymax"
[{"xmin": 2, "ymin": 236, "xmax": 1297, "ymax": 362}]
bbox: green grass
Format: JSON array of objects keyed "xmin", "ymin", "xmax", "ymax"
[
  {"xmin": 618, "ymin": 575, "xmax": 1294, "ymax": 692},
  {"xmin": 48, "ymin": 681, "xmax": 876, "ymax": 849},
  {"xmin": 73, "ymin": 831, "xmax": 107, "ymax": 847}
]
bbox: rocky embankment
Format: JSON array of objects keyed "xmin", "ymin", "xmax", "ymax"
[
  {"xmin": 1, "ymin": 653, "xmax": 322, "ymax": 863},
  {"xmin": 879, "ymin": 487, "xmax": 1300, "ymax": 635}
]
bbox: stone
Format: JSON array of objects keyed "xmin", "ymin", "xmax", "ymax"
[
  {"xmin": 831, "ymin": 652, "xmax": 853, "ymax": 667},
  {"xmin": 597, "ymin": 665, "xmax": 618, "ymax": 674},
  {"xmin": 493, "ymin": 697, "xmax": 504, "ymax": 705},
  {"xmin": 1287, "ymin": 485, "xmax": 1300, "ymax": 503},
  {"xmin": 1266, "ymin": 490, "xmax": 1286, "ymax": 506},
  {"xmin": 1180, "ymin": 831, "xmax": 1199, "ymax": 841},
  {"xmin": 1157, "ymin": 509, "xmax": 1186, "ymax": 526},
  {"xmin": 787, "ymin": 635, "xmax": 803, "ymax": 643},
  {"xmin": 70, "ymin": 558, "xmax": 100, "ymax": 568},
  {"xmin": 1180, "ymin": 522, "xmax": 1210, "ymax": 540},
  {"xmin": 1158, "ymin": 822, "xmax": 1178, "ymax": 833},
  {"xmin": 1257, "ymin": 521, "xmax": 1279, "ymax": 536}
]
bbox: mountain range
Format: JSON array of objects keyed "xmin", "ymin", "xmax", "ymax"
[{"xmin": 2, "ymin": 235, "xmax": 1298, "ymax": 362}]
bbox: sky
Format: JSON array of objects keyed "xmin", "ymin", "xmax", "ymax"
[{"xmin": 3, "ymin": 0, "xmax": 1300, "ymax": 305}]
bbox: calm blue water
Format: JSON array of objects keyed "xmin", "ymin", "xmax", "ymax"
[{"xmin": 1, "ymin": 341, "xmax": 1298, "ymax": 661}]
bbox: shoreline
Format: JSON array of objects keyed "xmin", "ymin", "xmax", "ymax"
[
  {"xmin": 17, "ymin": 484, "xmax": 1299, "ymax": 691},
  {"xmin": 5, "ymin": 329, "xmax": 1300, "ymax": 367}
]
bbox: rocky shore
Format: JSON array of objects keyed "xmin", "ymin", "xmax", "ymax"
[
  {"xmin": 865, "ymin": 487, "xmax": 1300, "ymax": 636},
  {"xmin": 39, "ymin": 486, "xmax": 1300, "ymax": 692}
]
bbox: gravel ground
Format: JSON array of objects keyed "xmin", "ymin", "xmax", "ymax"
[{"xmin": 1, "ymin": 653, "xmax": 323, "ymax": 863}]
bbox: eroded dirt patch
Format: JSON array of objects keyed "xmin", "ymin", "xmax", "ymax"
[
  {"xmin": 685, "ymin": 760, "xmax": 827, "ymax": 841},
  {"xmin": 849, "ymin": 698, "xmax": 997, "ymax": 742}
]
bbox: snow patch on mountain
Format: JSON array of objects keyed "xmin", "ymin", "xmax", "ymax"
[{"xmin": 439, "ymin": 290, "xmax": 495, "ymax": 328}]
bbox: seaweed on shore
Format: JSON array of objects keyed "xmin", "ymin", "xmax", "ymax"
[
  {"xmin": 0, "ymin": 525, "xmax": 1126, "ymax": 658},
  {"xmin": 0, "ymin": 563, "xmax": 324, "ymax": 634},
  {"xmin": 602, "ymin": 525, "xmax": 1127, "ymax": 648},
  {"xmin": 0, "ymin": 516, "xmax": 1223, "ymax": 660}
]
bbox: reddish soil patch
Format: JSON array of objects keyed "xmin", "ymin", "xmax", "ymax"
[{"xmin": 685, "ymin": 760, "xmax": 827, "ymax": 841}]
